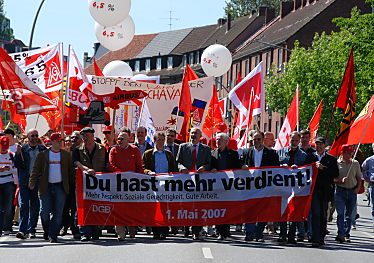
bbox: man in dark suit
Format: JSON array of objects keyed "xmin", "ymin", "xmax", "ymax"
[
  {"xmin": 241, "ymin": 131, "xmax": 280, "ymax": 242},
  {"xmin": 135, "ymin": 126, "xmax": 153, "ymax": 156},
  {"xmin": 211, "ymin": 132, "xmax": 242, "ymax": 240},
  {"xmin": 176, "ymin": 127, "xmax": 211, "ymax": 240},
  {"xmin": 165, "ymin": 128, "xmax": 179, "ymax": 159},
  {"xmin": 143, "ymin": 132, "xmax": 178, "ymax": 240},
  {"xmin": 310, "ymin": 137, "xmax": 338, "ymax": 247}
]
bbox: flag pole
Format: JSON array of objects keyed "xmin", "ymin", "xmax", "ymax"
[
  {"xmin": 60, "ymin": 43, "xmax": 66, "ymax": 136},
  {"xmin": 296, "ymin": 84, "xmax": 299, "ymax": 132}
]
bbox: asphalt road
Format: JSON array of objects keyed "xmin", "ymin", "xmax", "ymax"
[{"xmin": 1, "ymin": 195, "xmax": 373, "ymax": 263}]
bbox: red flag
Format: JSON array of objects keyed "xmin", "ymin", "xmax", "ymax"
[
  {"xmin": 202, "ymin": 85, "xmax": 224, "ymax": 138},
  {"xmin": 0, "ymin": 48, "xmax": 58, "ymax": 114},
  {"xmin": 346, "ymin": 95, "xmax": 374, "ymax": 145},
  {"xmin": 179, "ymin": 64, "xmax": 198, "ymax": 141},
  {"xmin": 274, "ymin": 88, "xmax": 299, "ymax": 150},
  {"xmin": 1, "ymin": 100, "xmax": 26, "ymax": 132},
  {"xmin": 0, "ymin": 115, "xmax": 4, "ymax": 130},
  {"xmin": 229, "ymin": 62, "xmax": 264, "ymax": 145},
  {"xmin": 329, "ymin": 50, "xmax": 356, "ymax": 156},
  {"xmin": 334, "ymin": 49, "xmax": 356, "ymax": 110},
  {"xmin": 308, "ymin": 99, "xmax": 323, "ymax": 143},
  {"xmin": 93, "ymin": 58, "xmax": 104, "ymax": 76}
]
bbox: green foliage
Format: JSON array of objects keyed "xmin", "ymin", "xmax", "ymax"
[
  {"xmin": 265, "ymin": 8, "xmax": 374, "ymax": 141},
  {"xmin": 224, "ymin": 0, "xmax": 280, "ymax": 18},
  {"xmin": 0, "ymin": 0, "xmax": 14, "ymax": 41}
]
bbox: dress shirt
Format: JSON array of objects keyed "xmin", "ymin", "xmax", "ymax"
[
  {"xmin": 253, "ymin": 147, "xmax": 264, "ymax": 168},
  {"xmin": 154, "ymin": 149, "xmax": 169, "ymax": 174}
]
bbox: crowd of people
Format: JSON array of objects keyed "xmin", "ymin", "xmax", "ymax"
[{"xmin": 0, "ymin": 123, "xmax": 373, "ymax": 248}]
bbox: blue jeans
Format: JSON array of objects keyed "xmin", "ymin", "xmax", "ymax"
[
  {"xmin": 335, "ymin": 187, "xmax": 357, "ymax": 236},
  {"xmin": 18, "ymin": 184, "xmax": 40, "ymax": 234},
  {"xmin": 40, "ymin": 183, "xmax": 66, "ymax": 239},
  {"xmin": 245, "ymin": 222, "xmax": 267, "ymax": 239},
  {"xmin": 0, "ymin": 182, "xmax": 16, "ymax": 234},
  {"xmin": 369, "ymin": 185, "xmax": 374, "ymax": 224}
]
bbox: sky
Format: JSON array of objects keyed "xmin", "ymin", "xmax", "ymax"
[{"xmin": 5, "ymin": 0, "xmax": 227, "ymax": 61}]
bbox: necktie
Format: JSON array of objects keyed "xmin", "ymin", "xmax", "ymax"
[{"xmin": 192, "ymin": 145, "xmax": 197, "ymax": 171}]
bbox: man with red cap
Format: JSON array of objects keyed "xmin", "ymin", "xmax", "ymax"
[
  {"xmin": 29, "ymin": 133, "xmax": 74, "ymax": 243},
  {"xmin": 0, "ymin": 136, "xmax": 17, "ymax": 237},
  {"xmin": 334, "ymin": 144, "xmax": 362, "ymax": 243}
]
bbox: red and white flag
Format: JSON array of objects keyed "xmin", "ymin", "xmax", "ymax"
[
  {"xmin": 308, "ymin": 99, "xmax": 323, "ymax": 144},
  {"xmin": 65, "ymin": 46, "xmax": 91, "ymax": 110},
  {"xmin": 0, "ymin": 48, "xmax": 58, "ymax": 115},
  {"xmin": 274, "ymin": 87, "xmax": 299, "ymax": 150},
  {"xmin": 229, "ymin": 62, "xmax": 264, "ymax": 147}
]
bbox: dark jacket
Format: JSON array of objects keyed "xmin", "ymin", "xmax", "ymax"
[
  {"xmin": 211, "ymin": 148, "xmax": 242, "ymax": 171},
  {"xmin": 313, "ymin": 152, "xmax": 339, "ymax": 201},
  {"xmin": 73, "ymin": 143, "xmax": 107, "ymax": 172},
  {"xmin": 14, "ymin": 144, "xmax": 47, "ymax": 186},
  {"xmin": 241, "ymin": 146, "xmax": 280, "ymax": 167},
  {"xmin": 29, "ymin": 149, "xmax": 74, "ymax": 196},
  {"xmin": 176, "ymin": 142, "xmax": 211, "ymax": 171},
  {"xmin": 142, "ymin": 149, "xmax": 178, "ymax": 174},
  {"xmin": 165, "ymin": 143, "xmax": 179, "ymax": 159}
]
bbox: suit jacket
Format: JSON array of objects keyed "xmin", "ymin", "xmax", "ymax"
[
  {"xmin": 165, "ymin": 143, "xmax": 179, "ymax": 159},
  {"xmin": 30, "ymin": 149, "xmax": 74, "ymax": 196},
  {"xmin": 135, "ymin": 142, "xmax": 153, "ymax": 154},
  {"xmin": 14, "ymin": 144, "xmax": 47, "ymax": 186},
  {"xmin": 241, "ymin": 146, "xmax": 280, "ymax": 167},
  {"xmin": 313, "ymin": 152, "xmax": 339, "ymax": 200},
  {"xmin": 142, "ymin": 149, "xmax": 178, "ymax": 174},
  {"xmin": 211, "ymin": 148, "xmax": 242, "ymax": 171},
  {"xmin": 176, "ymin": 142, "xmax": 211, "ymax": 172}
]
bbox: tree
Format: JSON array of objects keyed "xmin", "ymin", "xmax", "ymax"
[
  {"xmin": 0, "ymin": 0, "xmax": 14, "ymax": 41},
  {"xmin": 265, "ymin": 6, "xmax": 374, "ymax": 141},
  {"xmin": 224, "ymin": 0, "xmax": 280, "ymax": 19}
]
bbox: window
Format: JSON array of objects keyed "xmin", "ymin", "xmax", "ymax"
[
  {"xmin": 195, "ymin": 51, "xmax": 200, "ymax": 64},
  {"xmin": 255, "ymin": 55, "xmax": 260, "ymax": 66},
  {"xmin": 134, "ymin": 60, "xmax": 140, "ymax": 72},
  {"xmin": 264, "ymin": 123, "xmax": 268, "ymax": 133},
  {"xmin": 145, "ymin": 59, "xmax": 151, "ymax": 72},
  {"xmin": 275, "ymin": 121, "xmax": 280, "ymax": 139},
  {"xmin": 182, "ymin": 54, "xmax": 187, "ymax": 67},
  {"xmin": 156, "ymin": 57, "xmax": 162, "ymax": 70},
  {"xmin": 245, "ymin": 59, "xmax": 250, "ymax": 75},
  {"xmin": 266, "ymin": 51, "xmax": 272, "ymax": 75},
  {"xmin": 189, "ymin": 53, "xmax": 194, "ymax": 65},
  {"xmin": 278, "ymin": 49, "xmax": 283, "ymax": 71},
  {"xmin": 226, "ymin": 67, "xmax": 231, "ymax": 88},
  {"xmin": 167, "ymin": 56, "xmax": 173, "ymax": 69}
]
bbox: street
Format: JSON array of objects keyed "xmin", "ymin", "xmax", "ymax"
[{"xmin": 1, "ymin": 195, "xmax": 373, "ymax": 263}]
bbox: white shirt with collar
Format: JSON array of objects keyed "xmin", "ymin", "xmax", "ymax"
[{"xmin": 254, "ymin": 147, "xmax": 264, "ymax": 168}]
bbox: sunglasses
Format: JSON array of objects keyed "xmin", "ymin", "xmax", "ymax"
[
  {"xmin": 117, "ymin": 138, "xmax": 125, "ymax": 141},
  {"xmin": 253, "ymin": 138, "xmax": 262, "ymax": 141},
  {"xmin": 65, "ymin": 140, "xmax": 71, "ymax": 142},
  {"xmin": 30, "ymin": 134, "xmax": 39, "ymax": 138}
]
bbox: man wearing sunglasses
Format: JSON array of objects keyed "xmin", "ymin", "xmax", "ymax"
[{"xmin": 14, "ymin": 129, "xmax": 47, "ymax": 239}]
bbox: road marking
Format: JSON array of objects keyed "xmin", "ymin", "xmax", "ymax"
[
  {"xmin": 202, "ymin": 247, "xmax": 213, "ymax": 259},
  {"xmin": 361, "ymin": 231, "xmax": 374, "ymax": 239}
]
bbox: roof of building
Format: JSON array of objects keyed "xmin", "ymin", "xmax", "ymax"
[
  {"xmin": 201, "ymin": 13, "xmax": 259, "ymax": 48},
  {"xmin": 85, "ymin": 33, "xmax": 157, "ymax": 75},
  {"xmin": 171, "ymin": 24, "xmax": 217, "ymax": 54},
  {"xmin": 135, "ymin": 28, "xmax": 193, "ymax": 59},
  {"xmin": 233, "ymin": 0, "xmax": 336, "ymax": 60}
]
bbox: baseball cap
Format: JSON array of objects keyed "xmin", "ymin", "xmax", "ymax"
[
  {"xmin": 80, "ymin": 127, "xmax": 95, "ymax": 134},
  {"xmin": 341, "ymin": 144, "xmax": 354, "ymax": 153},
  {"xmin": 315, "ymin": 137, "xmax": 326, "ymax": 144},
  {"xmin": 103, "ymin": 126, "xmax": 112, "ymax": 133},
  {"xmin": 0, "ymin": 136, "xmax": 9, "ymax": 150}
]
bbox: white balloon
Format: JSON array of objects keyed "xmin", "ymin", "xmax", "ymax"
[
  {"xmin": 88, "ymin": 0, "xmax": 131, "ymax": 27},
  {"xmin": 131, "ymin": 74, "xmax": 148, "ymax": 80},
  {"xmin": 103, "ymin": 60, "xmax": 133, "ymax": 77},
  {"xmin": 95, "ymin": 16, "xmax": 135, "ymax": 51},
  {"xmin": 201, "ymin": 44, "xmax": 232, "ymax": 77},
  {"xmin": 25, "ymin": 114, "xmax": 50, "ymax": 136}
]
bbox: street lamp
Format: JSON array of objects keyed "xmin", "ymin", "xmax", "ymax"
[{"xmin": 29, "ymin": 0, "xmax": 46, "ymax": 50}]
